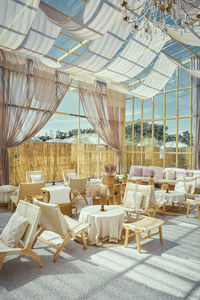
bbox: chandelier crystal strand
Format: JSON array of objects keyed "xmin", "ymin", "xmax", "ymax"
[{"xmin": 121, "ymin": 0, "xmax": 200, "ymax": 37}]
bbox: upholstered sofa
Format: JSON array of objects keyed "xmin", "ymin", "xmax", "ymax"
[{"xmin": 128, "ymin": 165, "xmax": 200, "ymax": 189}]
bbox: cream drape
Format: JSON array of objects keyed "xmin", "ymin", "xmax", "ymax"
[
  {"xmin": 78, "ymin": 80, "xmax": 125, "ymax": 173},
  {"xmin": 97, "ymin": 22, "xmax": 166, "ymax": 83},
  {"xmin": 191, "ymin": 56, "xmax": 200, "ymax": 169},
  {"xmin": 17, "ymin": 8, "xmax": 60, "ymax": 58},
  {"xmin": 61, "ymin": 17, "xmax": 131, "ymax": 75},
  {"xmin": 40, "ymin": 0, "xmax": 121, "ymax": 40},
  {"xmin": 0, "ymin": 0, "xmax": 40, "ymax": 50},
  {"xmin": 0, "ymin": 50, "xmax": 71, "ymax": 185},
  {"xmin": 132, "ymin": 53, "xmax": 177, "ymax": 99}
]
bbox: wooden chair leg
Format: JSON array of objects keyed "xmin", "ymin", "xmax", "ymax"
[
  {"xmin": 32, "ymin": 226, "xmax": 46, "ymax": 248},
  {"xmin": 136, "ymin": 232, "xmax": 141, "ymax": 253},
  {"xmin": 159, "ymin": 226, "xmax": 163, "ymax": 243},
  {"xmin": 186, "ymin": 203, "xmax": 191, "ymax": 217},
  {"xmin": 136, "ymin": 211, "xmax": 141, "ymax": 221},
  {"xmin": 0, "ymin": 254, "xmax": 6, "ymax": 271},
  {"xmin": 196, "ymin": 205, "xmax": 200, "ymax": 220},
  {"xmin": 10, "ymin": 201, "xmax": 14, "ymax": 212},
  {"xmin": 54, "ymin": 234, "xmax": 71, "ymax": 262},
  {"xmin": 124, "ymin": 228, "xmax": 129, "ymax": 247},
  {"xmin": 81, "ymin": 230, "xmax": 87, "ymax": 249},
  {"xmin": 83, "ymin": 194, "xmax": 88, "ymax": 205},
  {"xmin": 162, "ymin": 203, "xmax": 166, "ymax": 216},
  {"xmin": 21, "ymin": 248, "xmax": 43, "ymax": 267}
]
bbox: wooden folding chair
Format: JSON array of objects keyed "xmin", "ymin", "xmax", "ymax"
[
  {"xmin": 32, "ymin": 199, "xmax": 89, "ymax": 262},
  {"xmin": 0, "ymin": 201, "xmax": 42, "ymax": 271}
]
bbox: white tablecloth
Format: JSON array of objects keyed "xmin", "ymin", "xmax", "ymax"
[
  {"xmin": 0, "ymin": 185, "xmax": 17, "ymax": 203},
  {"xmin": 42, "ymin": 186, "xmax": 70, "ymax": 204},
  {"xmin": 155, "ymin": 190, "xmax": 185, "ymax": 205},
  {"xmin": 79, "ymin": 205, "xmax": 124, "ymax": 244}
]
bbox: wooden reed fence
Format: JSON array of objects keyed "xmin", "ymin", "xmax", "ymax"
[
  {"xmin": 8, "ymin": 142, "xmax": 118, "ymax": 185},
  {"xmin": 8, "ymin": 142, "xmax": 192, "ymax": 185}
]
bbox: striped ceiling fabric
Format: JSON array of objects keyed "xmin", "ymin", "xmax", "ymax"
[{"xmin": 0, "ymin": 0, "xmax": 40, "ymax": 50}]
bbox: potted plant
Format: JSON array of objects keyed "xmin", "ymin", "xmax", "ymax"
[{"xmin": 122, "ymin": 173, "xmax": 128, "ymax": 184}]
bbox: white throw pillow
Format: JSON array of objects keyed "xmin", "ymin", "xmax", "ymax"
[
  {"xmin": 30, "ymin": 174, "xmax": 43, "ymax": 183},
  {"xmin": 124, "ymin": 191, "xmax": 143, "ymax": 210},
  {"xmin": 0, "ymin": 212, "xmax": 29, "ymax": 248},
  {"xmin": 165, "ymin": 170, "xmax": 175, "ymax": 180}
]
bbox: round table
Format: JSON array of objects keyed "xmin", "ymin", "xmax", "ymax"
[
  {"xmin": 0, "ymin": 185, "xmax": 17, "ymax": 204},
  {"xmin": 155, "ymin": 190, "xmax": 185, "ymax": 205},
  {"xmin": 79, "ymin": 205, "xmax": 124, "ymax": 245}
]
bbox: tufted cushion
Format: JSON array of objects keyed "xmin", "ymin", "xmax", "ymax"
[
  {"xmin": 143, "ymin": 168, "xmax": 154, "ymax": 177},
  {"xmin": 149, "ymin": 166, "xmax": 164, "ymax": 179},
  {"xmin": 165, "ymin": 170, "xmax": 176, "ymax": 180},
  {"xmin": 30, "ymin": 174, "xmax": 43, "ymax": 183},
  {"xmin": 132, "ymin": 167, "xmax": 143, "ymax": 177},
  {"xmin": 0, "ymin": 212, "xmax": 29, "ymax": 248},
  {"xmin": 124, "ymin": 191, "xmax": 144, "ymax": 210}
]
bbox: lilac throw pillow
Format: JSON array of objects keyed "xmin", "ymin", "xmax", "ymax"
[
  {"xmin": 143, "ymin": 168, "xmax": 154, "ymax": 177},
  {"xmin": 133, "ymin": 167, "xmax": 143, "ymax": 176}
]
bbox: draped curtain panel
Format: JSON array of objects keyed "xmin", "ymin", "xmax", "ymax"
[
  {"xmin": 40, "ymin": 0, "xmax": 121, "ymax": 40},
  {"xmin": 0, "ymin": 50, "xmax": 71, "ymax": 185},
  {"xmin": 0, "ymin": 0, "xmax": 40, "ymax": 50},
  {"xmin": 192, "ymin": 56, "xmax": 200, "ymax": 169},
  {"xmin": 132, "ymin": 53, "xmax": 177, "ymax": 99},
  {"xmin": 78, "ymin": 80, "xmax": 125, "ymax": 173},
  {"xmin": 17, "ymin": 8, "xmax": 60, "ymax": 58},
  {"xmin": 97, "ymin": 21, "xmax": 166, "ymax": 83}
]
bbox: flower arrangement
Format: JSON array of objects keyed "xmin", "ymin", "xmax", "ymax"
[{"xmin": 104, "ymin": 163, "xmax": 117, "ymax": 176}]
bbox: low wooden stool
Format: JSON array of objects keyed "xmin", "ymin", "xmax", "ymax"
[
  {"xmin": 122, "ymin": 217, "xmax": 165, "ymax": 253},
  {"xmin": 185, "ymin": 198, "xmax": 200, "ymax": 220}
]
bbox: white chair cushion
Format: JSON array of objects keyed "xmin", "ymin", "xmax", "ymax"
[
  {"xmin": 63, "ymin": 215, "xmax": 89, "ymax": 237},
  {"xmin": 0, "ymin": 212, "xmax": 29, "ymax": 248},
  {"xmin": 175, "ymin": 182, "xmax": 187, "ymax": 193},
  {"xmin": 124, "ymin": 191, "xmax": 143, "ymax": 210},
  {"xmin": 165, "ymin": 170, "xmax": 175, "ymax": 180},
  {"xmin": 175, "ymin": 182, "xmax": 191, "ymax": 193},
  {"xmin": 30, "ymin": 174, "xmax": 43, "ymax": 183}
]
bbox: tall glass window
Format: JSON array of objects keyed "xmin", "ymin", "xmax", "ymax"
[{"xmin": 125, "ymin": 63, "xmax": 192, "ymax": 171}]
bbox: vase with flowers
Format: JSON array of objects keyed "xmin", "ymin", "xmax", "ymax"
[{"xmin": 104, "ymin": 163, "xmax": 117, "ymax": 176}]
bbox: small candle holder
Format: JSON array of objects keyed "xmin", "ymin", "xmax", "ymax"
[
  {"xmin": 166, "ymin": 188, "xmax": 169, "ymax": 193},
  {"xmin": 100, "ymin": 204, "xmax": 105, "ymax": 211}
]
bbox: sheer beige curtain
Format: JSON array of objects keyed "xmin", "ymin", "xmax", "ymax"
[
  {"xmin": 192, "ymin": 56, "xmax": 200, "ymax": 169},
  {"xmin": 78, "ymin": 80, "xmax": 125, "ymax": 173},
  {"xmin": 0, "ymin": 50, "xmax": 71, "ymax": 185}
]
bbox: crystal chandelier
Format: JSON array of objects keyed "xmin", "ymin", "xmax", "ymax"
[{"xmin": 121, "ymin": 0, "xmax": 200, "ymax": 35}]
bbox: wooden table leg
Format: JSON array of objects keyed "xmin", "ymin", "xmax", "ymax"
[
  {"xmin": 196, "ymin": 204, "xmax": 200, "ymax": 220},
  {"xmin": 136, "ymin": 232, "xmax": 141, "ymax": 253},
  {"xmin": 159, "ymin": 226, "xmax": 163, "ymax": 243}
]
